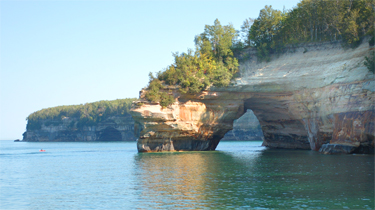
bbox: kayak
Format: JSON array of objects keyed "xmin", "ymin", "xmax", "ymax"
[{"xmin": 39, "ymin": 150, "xmax": 46, "ymax": 152}]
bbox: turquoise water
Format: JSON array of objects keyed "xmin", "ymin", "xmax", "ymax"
[{"xmin": 0, "ymin": 140, "xmax": 373, "ymax": 209}]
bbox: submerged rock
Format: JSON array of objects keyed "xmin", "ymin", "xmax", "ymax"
[
  {"xmin": 319, "ymin": 143, "xmax": 374, "ymax": 154},
  {"xmin": 319, "ymin": 144, "xmax": 358, "ymax": 154}
]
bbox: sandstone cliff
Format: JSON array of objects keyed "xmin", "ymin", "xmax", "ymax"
[
  {"xmin": 23, "ymin": 114, "xmax": 136, "ymax": 142},
  {"xmin": 130, "ymin": 40, "xmax": 374, "ymax": 154}
]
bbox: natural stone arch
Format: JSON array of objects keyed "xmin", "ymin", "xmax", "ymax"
[
  {"xmin": 243, "ymin": 96, "xmax": 311, "ymax": 150},
  {"xmin": 98, "ymin": 126, "xmax": 122, "ymax": 141},
  {"xmin": 130, "ymin": 40, "xmax": 374, "ymax": 154}
]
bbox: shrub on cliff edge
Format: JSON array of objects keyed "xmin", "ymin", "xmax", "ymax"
[{"xmin": 145, "ymin": 19, "xmax": 239, "ymax": 106}]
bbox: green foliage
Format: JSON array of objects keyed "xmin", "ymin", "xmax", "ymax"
[
  {"xmin": 248, "ymin": 5, "xmax": 284, "ymax": 61},
  {"xmin": 146, "ymin": 19, "xmax": 239, "ymax": 106},
  {"xmin": 144, "ymin": 73, "xmax": 175, "ymax": 107},
  {"xmin": 364, "ymin": 51, "xmax": 375, "ymax": 73},
  {"xmin": 26, "ymin": 98, "xmax": 136, "ymax": 131},
  {"xmin": 160, "ymin": 92, "xmax": 175, "ymax": 108},
  {"xmin": 368, "ymin": 29, "xmax": 374, "ymax": 46},
  {"xmin": 145, "ymin": 78, "xmax": 163, "ymax": 103},
  {"xmin": 211, "ymin": 63, "xmax": 232, "ymax": 87},
  {"xmin": 240, "ymin": 18, "xmax": 255, "ymax": 47},
  {"xmin": 195, "ymin": 19, "xmax": 238, "ymax": 63},
  {"xmin": 240, "ymin": 0, "xmax": 375, "ymax": 60}
]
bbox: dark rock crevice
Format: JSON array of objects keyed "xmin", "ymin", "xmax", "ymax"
[{"xmin": 98, "ymin": 126, "xmax": 122, "ymax": 141}]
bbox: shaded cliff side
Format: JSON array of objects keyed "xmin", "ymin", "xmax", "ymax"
[
  {"xmin": 23, "ymin": 114, "xmax": 136, "ymax": 142},
  {"xmin": 22, "ymin": 99, "xmax": 137, "ymax": 142},
  {"xmin": 130, "ymin": 40, "xmax": 374, "ymax": 153}
]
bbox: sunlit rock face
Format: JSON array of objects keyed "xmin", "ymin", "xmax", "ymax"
[
  {"xmin": 130, "ymin": 40, "xmax": 374, "ymax": 153},
  {"xmin": 131, "ymin": 97, "xmax": 245, "ymax": 152},
  {"xmin": 22, "ymin": 115, "xmax": 136, "ymax": 142}
]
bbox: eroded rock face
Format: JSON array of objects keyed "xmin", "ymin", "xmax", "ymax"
[
  {"xmin": 130, "ymin": 40, "xmax": 374, "ymax": 153},
  {"xmin": 22, "ymin": 114, "xmax": 136, "ymax": 142},
  {"xmin": 131, "ymin": 99, "xmax": 245, "ymax": 152}
]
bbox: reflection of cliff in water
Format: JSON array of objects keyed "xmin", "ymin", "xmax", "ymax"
[
  {"xmin": 132, "ymin": 142, "xmax": 374, "ymax": 209},
  {"xmin": 132, "ymin": 146, "xmax": 265, "ymax": 209}
]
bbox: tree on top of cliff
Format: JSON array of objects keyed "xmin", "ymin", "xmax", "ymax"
[
  {"xmin": 241, "ymin": 0, "xmax": 374, "ymax": 61},
  {"xmin": 246, "ymin": 5, "xmax": 284, "ymax": 62},
  {"xmin": 26, "ymin": 98, "xmax": 136, "ymax": 130},
  {"xmin": 145, "ymin": 19, "xmax": 239, "ymax": 107},
  {"xmin": 195, "ymin": 19, "xmax": 239, "ymax": 73}
]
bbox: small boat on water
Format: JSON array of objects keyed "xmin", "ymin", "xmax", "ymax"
[
  {"xmin": 39, "ymin": 149, "xmax": 46, "ymax": 152},
  {"xmin": 14, "ymin": 139, "xmax": 21, "ymax": 142}
]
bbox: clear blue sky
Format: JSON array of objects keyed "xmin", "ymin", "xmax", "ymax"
[{"xmin": 0, "ymin": 0, "xmax": 300, "ymax": 140}]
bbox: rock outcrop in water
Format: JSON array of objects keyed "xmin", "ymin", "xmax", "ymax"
[
  {"xmin": 22, "ymin": 114, "xmax": 136, "ymax": 142},
  {"xmin": 130, "ymin": 40, "xmax": 374, "ymax": 153}
]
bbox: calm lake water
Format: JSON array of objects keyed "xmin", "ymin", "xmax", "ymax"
[{"xmin": 0, "ymin": 140, "xmax": 373, "ymax": 209}]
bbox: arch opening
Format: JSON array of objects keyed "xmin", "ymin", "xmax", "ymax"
[
  {"xmin": 222, "ymin": 109, "xmax": 264, "ymax": 141},
  {"xmin": 98, "ymin": 126, "xmax": 122, "ymax": 141},
  {"xmin": 244, "ymin": 97, "xmax": 311, "ymax": 150}
]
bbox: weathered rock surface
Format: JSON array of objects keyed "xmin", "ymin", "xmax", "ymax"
[
  {"xmin": 131, "ymin": 40, "xmax": 374, "ymax": 153},
  {"xmin": 22, "ymin": 114, "xmax": 136, "ymax": 142}
]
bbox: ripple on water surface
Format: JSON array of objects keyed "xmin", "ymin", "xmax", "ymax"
[{"xmin": 0, "ymin": 140, "xmax": 373, "ymax": 209}]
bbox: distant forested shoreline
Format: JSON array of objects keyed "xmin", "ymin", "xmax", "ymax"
[{"xmin": 26, "ymin": 98, "xmax": 136, "ymax": 131}]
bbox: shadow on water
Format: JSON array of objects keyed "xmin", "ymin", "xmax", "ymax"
[{"xmin": 132, "ymin": 142, "xmax": 374, "ymax": 209}]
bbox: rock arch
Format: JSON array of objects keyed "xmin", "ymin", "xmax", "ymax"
[
  {"xmin": 244, "ymin": 95, "xmax": 312, "ymax": 150},
  {"xmin": 130, "ymin": 40, "xmax": 374, "ymax": 154}
]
